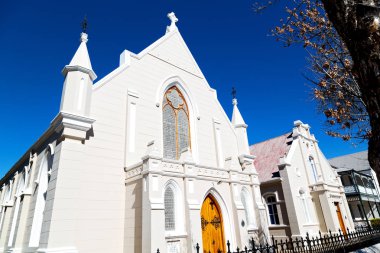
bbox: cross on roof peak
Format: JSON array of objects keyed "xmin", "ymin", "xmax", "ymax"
[
  {"xmin": 168, "ymin": 12, "xmax": 178, "ymax": 25},
  {"xmin": 166, "ymin": 12, "xmax": 178, "ymax": 33}
]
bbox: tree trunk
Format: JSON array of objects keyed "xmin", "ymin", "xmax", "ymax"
[{"xmin": 321, "ymin": 0, "xmax": 380, "ymax": 182}]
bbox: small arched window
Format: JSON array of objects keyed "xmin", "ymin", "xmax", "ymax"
[
  {"xmin": 309, "ymin": 157, "xmax": 318, "ymax": 183},
  {"xmin": 164, "ymin": 187, "xmax": 176, "ymax": 231},
  {"xmin": 163, "ymin": 86, "xmax": 190, "ymax": 160},
  {"xmin": 267, "ymin": 196, "xmax": 280, "ymax": 225}
]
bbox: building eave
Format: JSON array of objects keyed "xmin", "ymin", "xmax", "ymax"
[{"xmin": 0, "ymin": 123, "xmax": 56, "ymax": 185}]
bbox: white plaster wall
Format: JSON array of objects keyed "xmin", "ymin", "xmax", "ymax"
[{"xmin": 93, "ymin": 31, "xmax": 239, "ymax": 169}]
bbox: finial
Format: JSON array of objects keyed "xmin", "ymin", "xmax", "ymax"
[
  {"xmin": 166, "ymin": 12, "xmax": 178, "ymax": 32},
  {"xmin": 232, "ymin": 87, "xmax": 237, "ymax": 105},
  {"xmin": 81, "ymin": 15, "xmax": 88, "ymax": 34},
  {"xmin": 80, "ymin": 15, "xmax": 89, "ymax": 43}
]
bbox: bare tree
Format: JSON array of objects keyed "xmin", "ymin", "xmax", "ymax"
[{"xmin": 258, "ymin": 0, "xmax": 380, "ymax": 182}]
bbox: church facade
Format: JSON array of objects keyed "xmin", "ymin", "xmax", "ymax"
[
  {"xmin": 250, "ymin": 121, "xmax": 355, "ymax": 240},
  {"xmin": 0, "ymin": 13, "xmax": 269, "ymax": 253}
]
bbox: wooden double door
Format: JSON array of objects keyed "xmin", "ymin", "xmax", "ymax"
[{"xmin": 201, "ymin": 194, "xmax": 226, "ymax": 253}]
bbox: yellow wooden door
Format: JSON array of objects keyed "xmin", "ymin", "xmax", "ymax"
[
  {"xmin": 201, "ymin": 195, "xmax": 225, "ymax": 253},
  {"xmin": 334, "ymin": 202, "xmax": 347, "ymax": 235}
]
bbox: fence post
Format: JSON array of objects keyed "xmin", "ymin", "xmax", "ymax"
[
  {"xmin": 251, "ymin": 237, "xmax": 255, "ymax": 252},
  {"xmin": 157, "ymin": 249, "xmax": 160, "ymax": 253},
  {"xmin": 196, "ymin": 243, "xmax": 200, "ymax": 253},
  {"xmin": 306, "ymin": 232, "xmax": 312, "ymax": 253},
  {"xmin": 227, "ymin": 240, "xmax": 231, "ymax": 253},
  {"xmin": 271, "ymin": 235, "xmax": 276, "ymax": 253}
]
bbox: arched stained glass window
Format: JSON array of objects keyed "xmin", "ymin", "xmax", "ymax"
[
  {"xmin": 163, "ymin": 86, "xmax": 190, "ymax": 159},
  {"xmin": 164, "ymin": 187, "xmax": 175, "ymax": 231}
]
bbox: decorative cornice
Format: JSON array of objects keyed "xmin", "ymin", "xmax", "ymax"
[
  {"xmin": 234, "ymin": 123, "xmax": 248, "ymax": 128},
  {"xmin": 51, "ymin": 112, "xmax": 95, "ymax": 141},
  {"xmin": 62, "ymin": 65, "xmax": 97, "ymax": 81}
]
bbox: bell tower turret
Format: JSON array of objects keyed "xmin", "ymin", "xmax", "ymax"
[{"xmin": 53, "ymin": 21, "xmax": 96, "ymax": 142}]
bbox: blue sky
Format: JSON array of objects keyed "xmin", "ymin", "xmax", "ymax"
[{"xmin": 0, "ymin": 0, "xmax": 367, "ymax": 176}]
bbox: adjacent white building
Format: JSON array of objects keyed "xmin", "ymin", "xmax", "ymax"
[
  {"xmin": 250, "ymin": 121, "xmax": 355, "ymax": 239},
  {"xmin": 0, "ymin": 13, "xmax": 269, "ymax": 253}
]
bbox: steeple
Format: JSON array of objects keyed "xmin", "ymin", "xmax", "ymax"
[
  {"xmin": 231, "ymin": 87, "xmax": 247, "ymax": 127},
  {"xmin": 60, "ymin": 24, "xmax": 96, "ymax": 116},
  {"xmin": 232, "ymin": 98, "xmax": 247, "ymax": 127},
  {"xmin": 54, "ymin": 20, "xmax": 96, "ymax": 142},
  {"xmin": 62, "ymin": 32, "xmax": 96, "ymax": 81},
  {"xmin": 230, "ymin": 88, "xmax": 250, "ymax": 156}
]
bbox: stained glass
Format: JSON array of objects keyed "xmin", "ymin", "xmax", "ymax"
[
  {"xmin": 162, "ymin": 86, "xmax": 191, "ymax": 159},
  {"xmin": 163, "ymin": 105, "xmax": 176, "ymax": 159},
  {"xmin": 164, "ymin": 187, "xmax": 175, "ymax": 231}
]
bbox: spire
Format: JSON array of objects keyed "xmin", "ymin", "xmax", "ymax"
[
  {"xmin": 62, "ymin": 18, "xmax": 96, "ymax": 81},
  {"xmin": 231, "ymin": 88, "xmax": 246, "ymax": 126}
]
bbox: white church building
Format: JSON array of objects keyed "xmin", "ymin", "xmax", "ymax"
[{"xmin": 0, "ymin": 13, "xmax": 269, "ymax": 253}]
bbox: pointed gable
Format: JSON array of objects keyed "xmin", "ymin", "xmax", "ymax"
[
  {"xmin": 250, "ymin": 133, "xmax": 293, "ymax": 182},
  {"xmin": 147, "ymin": 31, "xmax": 204, "ymax": 77}
]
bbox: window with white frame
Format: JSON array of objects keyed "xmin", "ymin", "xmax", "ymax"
[
  {"xmin": 164, "ymin": 186, "xmax": 176, "ymax": 231},
  {"xmin": 267, "ymin": 195, "xmax": 280, "ymax": 225},
  {"xmin": 309, "ymin": 156, "xmax": 318, "ymax": 183},
  {"xmin": 241, "ymin": 188, "xmax": 255, "ymax": 227},
  {"xmin": 163, "ymin": 86, "xmax": 191, "ymax": 160}
]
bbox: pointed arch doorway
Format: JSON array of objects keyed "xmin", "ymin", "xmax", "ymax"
[{"xmin": 200, "ymin": 194, "xmax": 226, "ymax": 253}]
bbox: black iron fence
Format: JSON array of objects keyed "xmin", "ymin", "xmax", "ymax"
[{"xmin": 156, "ymin": 226, "xmax": 380, "ymax": 253}]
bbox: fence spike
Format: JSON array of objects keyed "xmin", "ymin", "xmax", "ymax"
[
  {"xmin": 245, "ymin": 246, "xmax": 248, "ymax": 253},
  {"xmin": 236, "ymin": 246, "xmax": 240, "ymax": 253},
  {"xmin": 196, "ymin": 243, "xmax": 200, "ymax": 253},
  {"xmin": 227, "ymin": 240, "xmax": 231, "ymax": 253},
  {"xmin": 157, "ymin": 249, "xmax": 160, "ymax": 253}
]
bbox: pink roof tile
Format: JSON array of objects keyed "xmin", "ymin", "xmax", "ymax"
[{"xmin": 250, "ymin": 133, "xmax": 293, "ymax": 182}]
